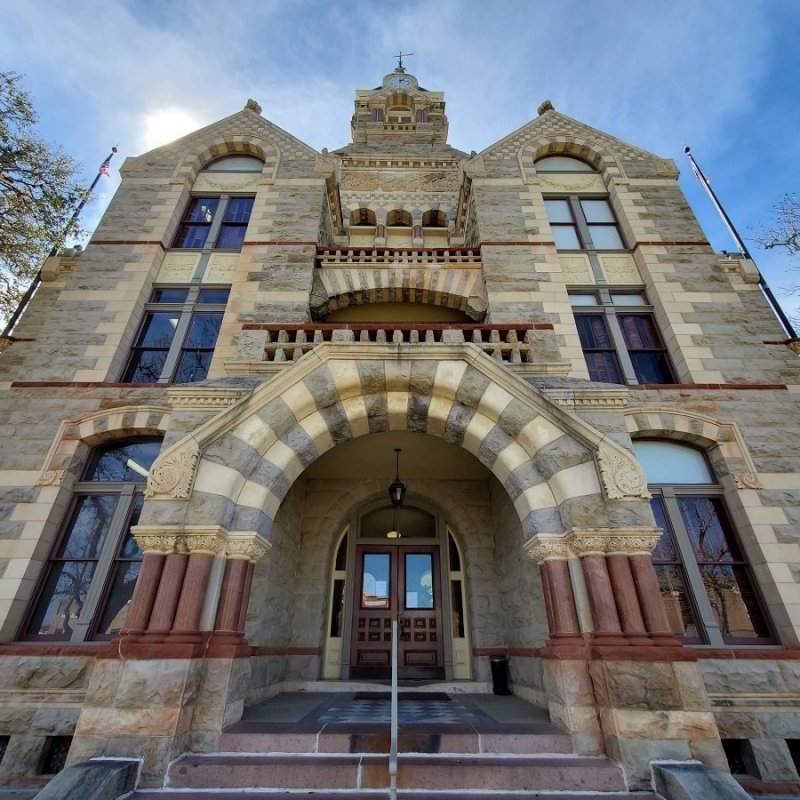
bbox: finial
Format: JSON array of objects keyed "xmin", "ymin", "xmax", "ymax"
[
  {"xmin": 395, "ymin": 50, "xmax": 414, "ymax": 73},
  {"xmin": 245, "ymin": 99, "xmax": 262, "ymax": 115},
  {"xmin": 537, "ymin": 99, "xmax": 555, "ymax": 116}
]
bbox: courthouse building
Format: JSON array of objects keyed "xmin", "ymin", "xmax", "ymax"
[{"xmin": 0, "ymin": 66, "xmax": 798, "ymax": 790}]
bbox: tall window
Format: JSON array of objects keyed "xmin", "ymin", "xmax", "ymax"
[
  {"xmin": 121, "ymin": 286, "xmax": 229, "ymax": 384},
  {"xmin": 634, "ymin": 440, "xmax": 773, "ymax": 645},
  {"xmin": 22, "ymin": 439, "xmax": 162, "ymax": 642},
  {"xmin": 537, "ymin": 156, "xmax": 625, "ymax": 251},
  {"xmin": 173, "ymin": 196, "xmax": 254, "ymax": 250},
  {"xmin": 571, "ymin": 291, "xmax": 676, "ymax": 384}
]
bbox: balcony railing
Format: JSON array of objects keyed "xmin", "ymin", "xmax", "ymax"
[
  {"xmin": 316, "ymin": 247, "xmax": 481, "ymax": 268},
  {"xmin": 240, "ymin": 323, "xmax": 554, "ymax": 364}
]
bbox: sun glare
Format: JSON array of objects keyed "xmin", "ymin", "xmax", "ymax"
[{"xmin": 141, "ymin": 108, "xmax": 201, "ymax": 150}]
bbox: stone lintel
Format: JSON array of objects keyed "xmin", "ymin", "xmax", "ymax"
[{"xmin": 167, "ymin": 387, "xmax": 250, "ymax": 409}]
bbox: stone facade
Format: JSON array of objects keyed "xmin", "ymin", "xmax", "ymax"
[{"xmin": 0, "ymin": 68, "xmax": 797, "ymax": 790}]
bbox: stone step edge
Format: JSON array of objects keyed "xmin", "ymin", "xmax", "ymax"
[{"xmin": 135, "ymin": 791, "xmax": 655, "ymax": 799}]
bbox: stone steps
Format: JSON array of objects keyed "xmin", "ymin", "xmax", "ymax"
[
  {"xmin": 134, "ymin": 793, "xmax": 657, "ymax": 800},
  {"xmin": 163, "ymin": 752, "xmax": 630, "ymax": 792}
]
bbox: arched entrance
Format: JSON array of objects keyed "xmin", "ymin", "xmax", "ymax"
[{"xmin": 322, "ymin": 496, "xmax": 471, "ymax": 681}]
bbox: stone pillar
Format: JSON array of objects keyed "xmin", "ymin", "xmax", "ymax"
[
  {"xmin": 146, "ymin": 551, "xmax": 189, "ymax": 637},
  {"xmin": 119, "ymin": 551, "xmax": 166, "ymax": 638},
  {"xmin": 629, "ymin": 553, "xmax": 676, "ymax": 644},
  {"xmin": 606, "ymin": 553, "xmax": 649, "ymax": 645},
  {"xmin": 578, "ymin": 552, "xmax": 626, "ymax": 645},
  {"xmin": 170, "ymin": 553, "xmax": 215, "ymax": 641},
  {"xmin": 207, "ymin": 535, "xmax": 269, "ymax": 658}
]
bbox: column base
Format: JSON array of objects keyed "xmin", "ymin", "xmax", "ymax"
[{"xmin": 206, "ymin": 631, "xmax": 251, "ymax": 658}]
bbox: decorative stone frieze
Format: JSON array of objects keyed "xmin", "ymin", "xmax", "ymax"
[
  {"xmin": 224, "ymin": 532, "xmax": 271, "ymax": 563},
  {"xmin": 524, "ymin": 535, "xmax": 572, "ymax": 563},
  {"xmin": 131, "ymin": 525, "xmax": 266, "ymax": 559},
  {"xmin": 131, "ymin": 528, "xmax": 184, "ymax": 555},
  {"xmin": 145, "ymin": 442, "xmax": 200, "ymax": 499},
  {"xmin": 166, "ymin": 387, "xmax": 250, "ymax": 410}
]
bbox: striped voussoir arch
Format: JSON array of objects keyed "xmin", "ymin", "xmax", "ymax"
[
  {"xmin": 310, "ymin": 267, "xmax": 488, "ymax": 320},
  {"xmin": 147, "ymin": 344, "xmax": 647, "ymax": 539}
]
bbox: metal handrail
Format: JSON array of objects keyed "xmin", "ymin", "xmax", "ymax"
[{"xmin": 389, "ymin": 618, "xmax": 398, "ymax": 800}]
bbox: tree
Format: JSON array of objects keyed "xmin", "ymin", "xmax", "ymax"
[
  {"xmin": 0, "ymin": 72, "xmax": 84, "ymax": 325},
  {"xmin": 757, "ymin": 193, "xmax": 800, "ymax": 257}
]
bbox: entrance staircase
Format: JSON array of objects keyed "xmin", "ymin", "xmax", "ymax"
[{"xmin": 128, "ymin": 690, "xmax": 657, "ymax": 799}]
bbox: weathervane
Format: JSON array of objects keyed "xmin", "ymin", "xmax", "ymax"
[{"xmin": 395, "ymin": 50, "xmax": 414, "ymax": 72}]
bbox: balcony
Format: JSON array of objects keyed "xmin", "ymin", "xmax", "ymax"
[
  {"xmin": 227, "ymin": 323, "xmax": 570, "ymax": 378},
  {"xmin": 316, "ymin": 247, "xmax": 481, "ymax": 269}
]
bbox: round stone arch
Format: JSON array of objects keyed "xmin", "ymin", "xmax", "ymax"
[
  {"xmin": 309, "ymin": 267, "xmax": 488, "ymax": 321},
  {"xmin": 518, "ymin": 136, "xmax": 627, "ymax": 183},
  {"xmin": 175, "ymin": 136, "xmax": 279, "ymax": 184},
  {"xmin": 36, "ymin": 404, "xmax": 172, "ymax": 488},
  {"xmin": 146, "ymin": 345, "xmax": 649, "ymax": 544},
  {"xmin": 623, "ymin": 406, "xmax": 762, "ymax": 490}
]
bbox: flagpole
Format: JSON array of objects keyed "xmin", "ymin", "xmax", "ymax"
[
  {"xmin": 684, "ymin": 145, "xmax": 797, "ymax": 340},
  {"xmin": 1, "ymin": 146, "xmax": 119, "ymax": 339}
]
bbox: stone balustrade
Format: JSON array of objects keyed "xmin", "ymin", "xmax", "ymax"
[
  {"xmin": 240, "ymin": 323, "xmax": 554, "ymax": 364},
  {"xmin": 316, "ymin": 246, "xmax": 481, "ymax": 268}
]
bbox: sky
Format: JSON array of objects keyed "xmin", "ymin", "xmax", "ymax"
[{"xmin": 3, "ymin": 0, "xmax": 800, "ymax": 323}]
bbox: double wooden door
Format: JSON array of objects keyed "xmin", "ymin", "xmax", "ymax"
[{"xmin": 350, "ymin": 544, "xmax": 443, "ymax": 679}]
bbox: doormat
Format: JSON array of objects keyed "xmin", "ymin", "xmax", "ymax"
[{"xmin": 353, "ymin": 692, "xmax": 450, "ymax": 702}]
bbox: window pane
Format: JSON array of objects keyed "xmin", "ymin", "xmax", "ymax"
[
  {"xmin": 117, "ymin": 494, "xmax": 144, "ymax": 558},
  {"xmin": 136, "ymin": 312, "xmax": 179, "ymax": 348},
  {"xmin": 585, "ymin": 352, "xmax": 624, "ymax": 383},
  {"xmin": 405, "ymin": 554, "xmax": 434, "ymax": 609},
  {"xmin": 184, "ymin": 198, "xmax": 219, "ymax": 223},
  {"xmin": 536, "ymin": 156, "xmax": 593, "ymax": 172},
  {"xmin": 580, "ymin": 199, "xmax": 615, "ymax": 223},
  {"xmin": 544, "ymin": 199, "xmax": 573, "ymax": 223},
  {"xmin": 450, "ymin": 580, "xmax": 465, "ymax": 637},
  {"xmin": 184, "ymin": 313, "xmax": 223, "ymax": 348},
  {"xmin": 552, "ymin": 226, "xmax": 581, "ymax": 249},
  {"xmin": 57, "ymin": 495, "xmax": 118, "ymax": 558},
  {"xmin": 173, "ymin": 224, "xmax": 210, "ymax": 249},
  {"xmin": 569, "ymin": 293, "xmax": 600, "ymax": 306},
  {"xmin": 26, "ymin": 561, "xmax": 97, "ymax": 638},
  {"xmin": 224, "ymin": 197, "xmax": 253, "ymax": 223},
  {"xmin": 330, "ymin": 579, "xmax": 346, "ymax": 636},
  {"xmin": 448, "ymin": 533, "xmax": 461, "ymax": 571},
  {"xmin": 619, "ymin": 315, "xmax": 661, "ymax": 349},
  {"xmin": 198, "ymin": 288, "xmax": 230, "ymax": 304},
  {"xmin": 655, "ymin": 565, "xmax": 701, "ymax": 640},
  {"xmin": 90, "ymin": 442, "xmax": 161, "ymax": 482},
  {"xmin": 588, "ymin": 225, "xmax": 624, "ymax": 249},
  {"xmin": 205, "ymin": 156, "xmax": 263, "ymax": 172},
  {"xmin": 173, "ymin": 350, "xmax": 213, "ymax": 384},
  {"xmin": 633, "ymin": 441, "xmax": 713, "ymax": 484},
  {"xmin": 334, "ymin": 533, "xmax": 348, "ymax": 571},
  {"xmin": 630, "ymin": 352, "xmax": 674, "ymax": 384},
  {"xmin": 215, "ymin": 225, "xmax": 247, "ymax": 249},
  {"xmin": 94, "ymin": 560, "xmax": 141, "ymax": 637},
  {"xmin": 576, "ymin": 314, "xmax": 614, "ymax": 348},
  {"xmin": 151, "ymin": 288, "xmax": 189, "ymax": 304},
  {"xmin": 700, "ymin": 564, "xmax": 771, "ymax": 640},
  {"xmin": 611, "ymin": 292, "xmax": 647, "ymax": 306},
  {"xmin": 649, "ymin": 497, "xmax": 679, "ymax": 561},
  {"xmin": 362, "ymin": 554, "xmax": 390, "ymax": 608},
  {"xmin": 122, "ymin": 350, "xmax": 169, "ymax": 383},
  {"xmin": 678, "ymin": 497, "xmax": 742, "ymax": 563}
]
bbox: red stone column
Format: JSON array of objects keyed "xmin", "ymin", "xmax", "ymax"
[
  {"xmin": 629, "ymin": 553, "xmax": 678, "ymax": 645},
  {"xmin": 119, "ymin": 552, "xmax": 166, "ymax": 639},
  {"xmin": 606, "ymin": 554, "xmax": 650, "ymax": 646},
  {"xmin": 540, "ymin": 558, "xmax": 582, "ymax": 644},
  {"xmin": 581, "ymin": 554, "xmax": 626, "ymax": 645},
  {"xmin": 236, "ymin": 561, "xmax": 255, "ymax": 634},
  {"xmin": 170, "ymin": 552, "xmax": 215, "ymax": 642},
  {"xmin": 145, "ymin": 552, "xmax": 189, "ymax": 638}
]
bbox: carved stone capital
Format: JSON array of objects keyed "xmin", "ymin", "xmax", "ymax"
[
  {"xmin": 567, "ymin": 527, "xmax": 663, "ymax": 557},
  {"xmin": 597, "ymin": 444, "xmax": 650, "ymax": 500},
  {"xmin": 145, "ymin": 443, "xmax": 199, "ymax": 499},
  {"xmin": 224, "ymin": 532, "xmax": 271, "ymax": 563},
  {"xmin": 131, "ymin": 526, "xmax": 183, "ymax": 555},
  {"xmin": 524, "ymin": 535, "xmax": 572, "ymax": 564},
  {"xmin": 183, "ymin": 532, "xmax": 227, "ymax": 556}
]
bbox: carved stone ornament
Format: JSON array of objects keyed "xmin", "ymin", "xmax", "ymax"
[
  {"xmin": 340, "ymin": 170, "xmax": 459, "ymax": 193},
  {"xmin": 732, "ymin": 472, "xmax": 761, "ymax": 490},
  {"xmin": 568, "ymin": 528, "xmax": 663, "ymax": 557},
  {"xmin": 596, "ymin": 444, "xmax": 650, "ymax": 500},
  {"xmin": 132, "ymin": 531, "xmax": 182, "ymax": 555},
  {"xmin": 225, "ymin": 534, "xmax": 271, "ymax": 563},
  {"xmin": 524, "ymin": 537, "xmax": 572, "ymax": 564},
  {"xmin": 184, "ymin": 533, "xmax": 226, "ymax": 556},
  {"xmin": 145, "ymin": 443, "xmax": 200, "ymax": 499},
  {"xmin": 37, "ymin": 469, "xmax": 65, "ymax": 487}
]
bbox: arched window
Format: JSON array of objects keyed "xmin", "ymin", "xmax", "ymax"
[
  {"xmin": 204, "ymin": 155, "xmax": 264, "ymax": 172},
  {"xmin": 422, "ymin": 210, "xmax": 448, "ymax": 228},
  {"xmin": 386, "ymin": 210, "xmax": 412, "ymax": 228},
  {"xmin": 634, "ymin": 440, "xmax": 773, "ymax": 645},
  {"xmin": 535, "ymin": 155, "xmax": 594, "ymax": 172},
  {"xmin": 350, "ymin": 208, "xmax": 377, "ymax": 227},
  {"xmin": 22, "ymin": 439, "xmax": 162, "ymax": 642}
]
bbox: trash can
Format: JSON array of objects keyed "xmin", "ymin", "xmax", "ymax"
[{"xmin": 489, "ymin": 654, "xmax": 512, "ymax": 695}]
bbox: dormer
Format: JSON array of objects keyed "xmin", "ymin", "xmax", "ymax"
[{"xmin": 351, "ymin": 68, "xmax": 449, "ymax": 144}]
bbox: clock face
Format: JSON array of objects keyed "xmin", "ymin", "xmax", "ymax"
[{"xmin": 388, "ymin": 75, "xmax": 411, "ymax": 89}]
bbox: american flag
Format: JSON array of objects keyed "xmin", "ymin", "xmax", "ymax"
[{"xmin": 99, "ymin": 159, "xmax": 111, "ymax": 177}]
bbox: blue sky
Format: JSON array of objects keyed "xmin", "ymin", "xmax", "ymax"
[{"xmin": 3, "ymin": 0, "xmax": 800, "ymax": 321}]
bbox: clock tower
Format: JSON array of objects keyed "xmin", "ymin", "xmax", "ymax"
[{"xmin": 350, "ymin": 66, "xmax": 449, "ymax": 144}]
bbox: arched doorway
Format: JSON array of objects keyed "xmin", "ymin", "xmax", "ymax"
[{"xmin": 323, "ymin": 497, "xmax": 470, "ymax": 681}]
